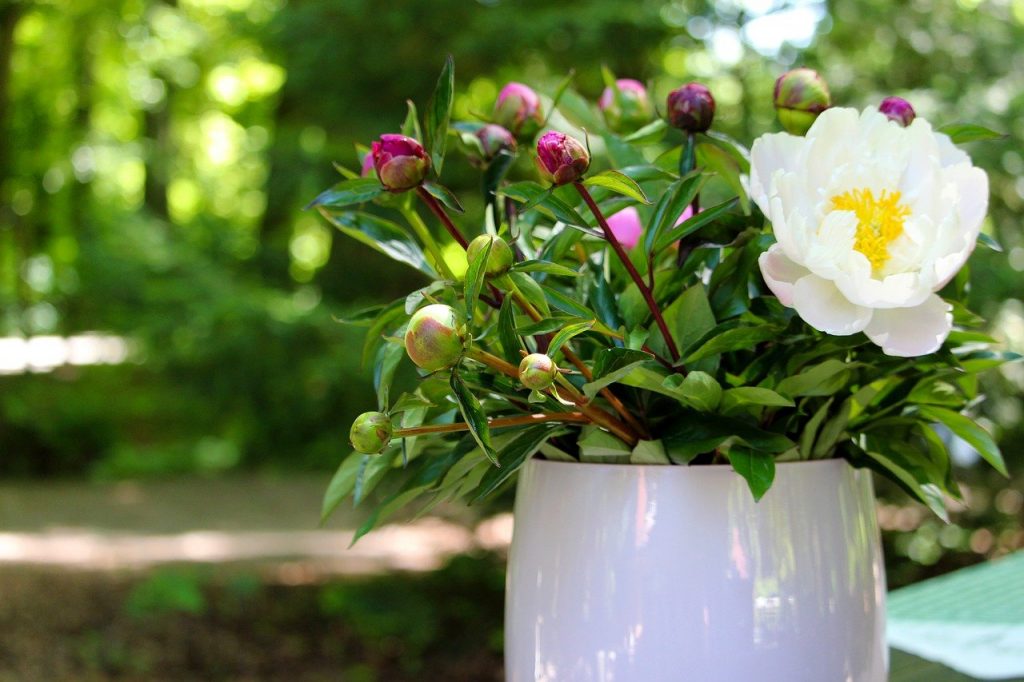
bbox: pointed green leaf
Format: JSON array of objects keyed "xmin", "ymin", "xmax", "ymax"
[
  {"xmin": 472, "ymin": 426, "xmax": 559, "ymax": 500},
  {"xmin": 321, "ymin": 210, "xmax": 434, "ymax": 276},
  {"xmin": 497, "ymin": 295, "xmax": 522, "ymax": 364},
  {"xmin": 307, "ymin": 177, "xmax": 385, "ymax": 210},
  {"xmin": 937, "ymin": 123, "xmax": 1006, "ymax": 144},
  {"xmin": 721, "ymin": 387, "xmax": 794, "ymax": 411},
  {"xmin": 450, "ymin": 370, "xmax": 498, "ymax": 465},
  {"xmin": 320, "ymin": 452, "xmax": 365, "ymax": 523},
  {"xmin": 623, "ymin": 118, "xmax": 669, "ymax": 145},
  {"xmin": 511, "ymin": 260, "xmax": 581, "ymax": 278},
  {"xmin": 654, "ymin": 197, "xmax": 737, "ymax": 251},
  {"xmin": 728, "ymin": 446, "xmax": 776, "ymax": 502},
  {"xmin": 547, "ymin": 319, "xmax": 595, "ymax": 357},
  {"xmin": 662, "ymin": 371, "xmax": 722, "ymax": 412},
  {"xmin": 464, "ymin": 236, "xmax": 492, "ymax": 319},
  {"xmin": 583, "ymin": 170, "xmax": 650, "ymax": 204},
  {"xmin": 644, "ymin": 172, "xmax": 707, "ymax": 255},
  {"xmin": 919, "ymin": 406, "xmax": 1007, "ymax": 476},
  {"xmin": 630, "ymin": 439, "xmax": 671, "ymax": 464},
  {"xmin": 684, "ymin": 325, "xmax": 780, "ymax": 363},
  {"xmin": 422, "ymin": 180, "xmax": 465, "ymax": 214},
  {"xmin": 509, "ymin": 271, "xmax": 551, "ymax": 317},
  {"xmin": 402, "ymin": 99, "xmax": 422, "ymax": 140},
  {"xmin": 501, "ymin": 182, "xmax": 593, "ymax": 230},
  {"xmin": 425, "ymin": 55, "xmax": 455, "ymax": 173},
  {"xmin": 542, "ymin": 284, "xmax": 598, "ymax": 319}
]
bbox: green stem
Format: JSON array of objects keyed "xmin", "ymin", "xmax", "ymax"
[
  {"xmin": 399, "ymin": 204, "xmax": 456, "ymax": 280},
  {"xmin": 394, "ymin": 411, "xmax": 589, "ymax": 437}
]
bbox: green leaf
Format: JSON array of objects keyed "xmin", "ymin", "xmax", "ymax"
[
  {"xmin": 541, "ymin": 70, "xmax": 577, "ymax": 128},
  {"xmin": 664, "ymin": 284, "xmax": 717, "ymax": 358},
  {"xmin": 684, "ymin": 325, "xmax": 779, "ymax": 363},
  {"xmin": 497, "ymin": 295, "xmax": 522, "ymax": 364},
  {"xmin": 800, "ymin": 398, "xmax": 833, "ymax": 459},
  {"xmin": 644, "ymin": 173, "xmax": 707, "ymax": 255},
  {"xmin": 401, "ymin": 99, "xmax": 422, "ymax": 140},
  {"xmin": 390, "ymin": 391, "xmax": 434, "ymax": 413},
  {"xmin": 502, "ymin": 182, "xmax": 592, "ymax": 231},
  {"xmin": 976, "ymin": 233, "xmax": 1003, "ymax": 252},
  {"xmin": 728, "ymin": 446, "xmax": 776, "ymax": 502},
  {"xmin": 322, "ymin": 210, "xmax": 434, "ymax": 277},
  {"xmin": 622, "ymin": 118, "xmax": 669, "ymax": 145},
  {"xmin": 511, "ymin": 259, "xmax": 581, "ymax": 278},
  {"xmin": 425, "ymin": 55, "xmax": 455, "ymax": 173},
  {"xmin": 374, "ymin": 340, "xmax": 404, "ymax": 410},
  {"xmin": 509, "ymin": 271, "xmax": 551, "ymax": 317},
  {"xmin": 463, "ymin": 236, "xmax": 492, "ymax": 319},
  {"xmin": 654, "ymin": 197, "xmax": 737, "ymax": 251},
  {"xmin": 662, "ymin": 413, "xmax": 793, "ymax": 462},
  {"xmin": 918, "ymin": 406, "xmax": 1007, "ymax": 476},
  {"xmin": 450, "ymin": 370, "xmax": 498, "ymax": 465},
  {"xmin": 937, "ymin": 122, "xmax": 1006, "ymax": 144},
  {"xmin": 662, "ymin": 371, "xmax": 721, "ymax": 412},
  {"xmin": 813, "ymin": 398, "xmax": 852, "ymax": 458},
  {"xmin": 361, "ymin": 299, "xmax": 406, "ymax": 368},
  {"xmin": 472, "ymin": 426, "xmax": 560, "ymax": 500},
  {"xmin": 547, "ymin": 319, "xmax": 595, "ymax": 357},
  {"xmin": 776, "ymin": 359, "xmax": 853, "ymax": 398},
  {"xmin": 307, "ymin": 177, "xmax": 385, "ymax": 210},
  {"xmin": 721, "ymin": 387, "xmax": 794, "ymax": 413},
  {"xmin": 421, "ymin": 180, "xmax": 464, "ymax": 214},
  {"xmin": 338, "ymin": 303, "xmax": 386, "ymax": 326},
  {"xmin": 696, "ymin": 141, "xmax": 750, "ymax": 213},
  {"xmin": 320, "ymin": 451, "xmax": 364, "ymax": 523},
  {"xmin": 630, "ymin": 439, "xmax": 671, "ymax": 464},
  {"xmin": 590, "ymin": 347, "xmax": 652, "ymax": 380},
  {"xmin": 578, "ymin": 427, "xmax": 632, "ymax": 463},
  {"xmin": 850, "ymin": 441, "xmax": 949, "ymax": 521},
  {"xmin": 583, "ymin": 170, "xmax": 650, "ymax": 204},
  {"xmin": 542, "ymin": 284, "xmax": 598, "ymax": 319}
]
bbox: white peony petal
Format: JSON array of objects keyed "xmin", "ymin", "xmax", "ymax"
[
  {"xmin": 933, "ymin": 163, "xmax": 988, "ymax": 288},
  {"xmin": 748, "ymin": 132, "xmax": 806, "ymax": 215},
  {"xmin": 934, "ymin": 131, "xmax": 970, "ymax": 168},
  {"xmin": 792, "ymin": 274, "xmax": 874, "ymax": 336},
  {"xmin": 864, "ymin": 294, "xmax": 952, "ymax": 357},
  {"xmin": 758, "ymin": 245, "xmax": 810, "ymax": 306}
]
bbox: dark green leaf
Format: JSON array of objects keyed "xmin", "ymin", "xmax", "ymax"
[
  {"xmin": 542, "ymin": 284, "xmax": 598, "ymax": 319},
  {"xmin": 425, "ymin": 55, "xmax": 455, "ymax": 173},
  {"xmin": 937, "ymin": 123, "xmax": 1006, "ymax": 144},
  {"xmin": 663, "ymin": 413, "xmax": 793, "ymax": 462},
  {"xmin": 721, "ymin": 387, "xmax": 794, "ymax": 412},
  {"xmin": 630, "ymin": 439, "xmax": 671, "ymax": 464},
  {"xmin": 622, "ymin": 118, "xmax": 669, "ymax": 145},
  {"xmin": 977, "ymin": 233, "xmax": 1003, "ymax": 252},
  {"xmin": 800, "ymin": 398, "xmax": 833, "ymax": 459},
  {"xmin": 402, "ymin": 99, "xmax": 422, "ymax": 140},
  {"xmin": 511, "ymin": 259, "xmax": 580, "ymax": 278},
  {"xmin": 547, "ymin": 319, "xmax": 595, "ymax": 357},
  {"xmin": 422, "ymin": 180, "xmax": 465, "ymax": 214},
  {"xmin": 578, "ymin": 427, "xmax": 632, "ymax": 463},
  {"xmin": 501, "ymin": 182, "xmax": 592, "ymax": 230},
  {"xmin": 583, "ymin": 170, "xmax": 650, "ymax": 204},
  {"xmin": 654, "ymin": 197, "xmax": 738, "ymax": 251},
  {"xmin": 919, "ymin": 406, "xmax": 1007, "ymax": 476},
  {"xmin": 338, "ymin": 304, "xmax": 386, "ymax": 326},
  {"xmin": 696, "ymin": 141, "xmax": 750, "ymax": 213},
  {"xmin": 497, "ymin": 295, "xmax": 522, "ymax": 364},
  {"xmin": 644, "ymin": 172, "xmax": 708, "ymax": 255},
  {"xmin": 320, "ymin": 452, "xmax": 365, "ymax": 523},
  {"xmin": 450, "ymin": 370, "xmax": 498, "ymax": 465},
  {"xmin": 307, "ymin": 177, "xmax": 385, "ymax": 209},
  {"xmin": 509, "ymin": 271, "xmax": 551, "ymax": 317},
  {"xmin": 776, "ymin": 359, "xmax": 854, "ymax": 398},
  {"xmin": 684, "ymin": 325, "xmax": 779, "ymax": 363},
  {"xmin": 662, "ymin": 371, "xmax": 722, "ymax": 412},
  {"xmin": 463, "ymin": 236, "xmax": 492, "ymax": 319},
  {"xmin": 472, "ymin": 426, "xmax": 559, "ymax": 500},
  {"xmin": 728, "ymin": 446, "xmax": 776, "ymax": 501},
  {"xmin": 361, "ymin": 300, "xmax": 406, "ymax": 368},
  {"xmin": 374, "ymin": 340, "xmax": 404, "ymax": 410},
  {"xmin": 322, "ymin": 210, "xmax": 434, "ymax": 276}
]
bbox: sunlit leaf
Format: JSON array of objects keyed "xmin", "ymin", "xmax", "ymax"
[
  {"xmin": 306, "ymin": 177, "xmax": 385, "ymax": 209},
  {"xmin": 425, "ymin": 55, "xmax": 455, "ymax": 173},
  {"xmin": 583, "ymin": 170, "xmax": 650, "ymax": 204}
]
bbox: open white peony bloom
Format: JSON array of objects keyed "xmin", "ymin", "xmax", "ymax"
[{"xmin": 748, "ymin": 107, "xmax": 988, "ymax": 357}]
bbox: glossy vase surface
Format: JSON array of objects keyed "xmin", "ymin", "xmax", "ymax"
[{"xmin": 505, "ymin": 458, "xmax": 887, "ymax": 682}]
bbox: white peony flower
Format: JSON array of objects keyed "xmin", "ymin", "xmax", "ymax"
[{"xmin": 748, "ymin": 107, "xmax": 988, "ymax": 357}]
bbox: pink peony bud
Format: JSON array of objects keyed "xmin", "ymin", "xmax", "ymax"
[
  {"xmin": 606, "ymin": 207, "xmax": 644, "ymax": 250},
  {"xmin": 494, "ymin": 82, "xmax": 544, "ymax": 138},
  {"xmin": 535, "ymin": 131, "xmax": 590, "ymax": 186},
  {"xmin": 667, "ymin": 83, "xmax": 716, "ymax": 133},
  {"xmin": 476, "ymin": 124, "xmax": 517, "ymax": 162},
  {"xmin": 879, "ymin": 97, "xmax": 916, "ymax": 127},
  {"xmin": 371, "ymin": 134, "xmax": 431, "ymax": 192},
  {"xmin": 599, "ymin": 79, "xmax": 654, "ymax": 132}
]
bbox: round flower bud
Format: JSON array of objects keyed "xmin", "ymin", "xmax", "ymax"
[
  {"xmin": 476, "ymin": 124, "xmax": 517, "ymax": 162},
  {"xmin": 371, "ymin": 134, "xmax": 431, "ymax": 192},
  {"xmin": 349, "ymin": 411, "xmax": 392, "ymax": 454},
  {"xmin": 535, "ymin": 131, "xmax": 590, "ymax": 186},
  {"xmin": 519, "ymin": 353, "xmax": 558, "ymax": 390},
  {"xmin": 879, "ymin": 97, "xmax": 916, "ymax": 127},
  {"xmin": 404, "ymin": 304, "xmax": 468, "ymax": 372},
  {"xmin": 773, "ymin": 68, "xmax": 831, "ymax": 136},
  {"xmin": 599, "ymin": 79, "xmax": 654, "ymax": 132},
  {"xmin": 466, "ymin": 234, "xmax": 514, "ymax": 278},
  {"xmin": 494, "ymin": 82, "xmax": 544, "ymax": 139},
  {"xmin": 666, "ymin": 83, "xmax": 715, "ymax": 133}
]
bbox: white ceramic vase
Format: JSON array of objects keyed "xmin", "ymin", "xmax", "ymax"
[{"xmin": 505, "ymin": 458, "xmax": 887, "ymax": 682}]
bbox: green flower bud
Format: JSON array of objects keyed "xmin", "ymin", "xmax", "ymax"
[
  {"xmin": 404, "ymin": 304, "xmax": 468, "ymax": 372},
  {"xmin": 349, "ymin": 411, "xmax": 392, "ymax": 454},
  {"xmin": 466, "ymin": 234, "xmax": 514, "ymax": 278},
  {"xmin": 773, "ymin": 68, "xmax": 831, "ymax": 136},
  {"xmin": 519, "ymin": 353, "xmax": 558, "ymax": 390}
]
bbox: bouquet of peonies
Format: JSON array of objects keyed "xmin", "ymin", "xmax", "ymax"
[{"xmin": 312, "ymin": 58, "xmax": 1013, "ymax": 539}]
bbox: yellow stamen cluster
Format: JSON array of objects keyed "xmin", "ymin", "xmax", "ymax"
[{"xmin": 830, "ymin": 188, "xmax": 910, "ymax": 271}]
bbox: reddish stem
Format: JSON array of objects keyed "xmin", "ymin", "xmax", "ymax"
[{"xmin": 416, "ymin": 186, "xmax": 469, "ymax": 249}]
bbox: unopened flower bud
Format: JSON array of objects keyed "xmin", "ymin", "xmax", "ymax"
[
  {"xmin": 519, "ymin": 353, "xmax": 558, "ymax": 390},
  {"xmin": 349, "ymin": 411, "xmax": 392, "ymax": 454},
  {"xmin": 879, "ymin": 97, "xmax": 916, "ymax": 127},
  {"xmin": 535, "ymin": 131, "xmax": 590, "ymax": 186},
  {"xmin": 599, "ymin": 79, "xmax": 654, "ymax": 132},
  {"xmin": 466, "ymin": 234, "xmax": 514, "ymax": 278},
  {"xmin": 371, "ymin": 134, "xmax": 431, "ymax": 191},
  {"xmin": 476, "ymin": 124, "xmax": 517, "ymax": 162},
  {"xmin": 404, "ymin": 304, "xmax": 468, "ymax": 372},
  {"xmin": 494, "ymin": 82, "xmax": 544, "ymax": 139},
  {"xmin": 667, "ymin": 83, "xmax": 715, "ymax": 133},
  {"xmin": 773, "ymin": 68, "xmax": 831, "ymax": 136}
]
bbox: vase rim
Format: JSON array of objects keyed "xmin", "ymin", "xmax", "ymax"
[{"xmin": 527, "ymin": 456, "xmax": 851, "ymax": 473}]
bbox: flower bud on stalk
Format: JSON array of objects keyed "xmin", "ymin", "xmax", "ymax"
[
  {"xmin": 535, "ymin": 131, "xmax": 590, "ymax": 186},
  {"xmin": 494, "ymin": 82, "xmax": 544, "ymax": 139},
  {"xmin": 404, "ymin": 304, "xmax": 469, "ymax": 372},
  {"xmin": 599, "ymin": 79, "xmax": 654, "ymax": 132},
  {"xmin": 350, "ymin": 411, "xmax": 393, "ymax": 454},
  {"xmin": 466, "ymin": 234, "xmax": 514, "ymax": 278},
  {"xmin": 666, "ymin": 83, "xmax": 716, "ymax": 133},
  {"xmin": 879, "ymin": 97, "xmax": 916, "ymax": 127},
  {"xmin": 371, "ymin": 134, "xmax": 431, "ymax": 191},
  {"xmin": 519, "ymin": 353, "xmax": 558, "ymax": 390},
  {"xmin": 475, "ymin": 124, "xmax": 517, "ymax": 163},
  {"xmin": 773, "ymin": 68, "xmax": 831, "ymax": 135}
]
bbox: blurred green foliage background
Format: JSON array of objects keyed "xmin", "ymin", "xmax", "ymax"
[{"xmin": 0, "ymin": 0, "xmax": 1022, "ymax": 584}]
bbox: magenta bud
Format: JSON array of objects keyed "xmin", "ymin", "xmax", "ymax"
[
  {"xmin": 879, "ymin": 97, "xmax": 916, "ymax": 127},
  {"xmin": 519, "ymin": 353, "xmax": 558, "ymax": 390},
  {"xmin": 599, "ymin": 79, "xmax": 654, "ymax": 132},
  {"xmin": 535, "ymin": 131, "xmax": 590, "ymax": 186},
  {"xmin": 494, "ymin": 82, "xmax": 544, "ymax": 139},
  {"xmin": 667, "ymin": 83, "xmax": 716, "ymax": 133},
  {"xmin": 371, "ymin": 134, "xmax": 431, "ymax": 192},
  {"xmin": 404, "ymin": 304, "xmax": 468, "ymax": 372},
  {"xmin": 359, "ymin": 151, "xmax": 375, "ymax": 178},
  {"xmin": 476, "ymin": 124, "xmax": 517, "ymax": 162},
  {"xmin": 773, "ymin": 68, "xmax": 831, "ymax": 135},
  {"xmin": 349, "ymin": 411, "xmax": 392, "ymax": 454},
  {"xmin": 466, "ymin": 234, "xmax": 514, "ymax": 278}
]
